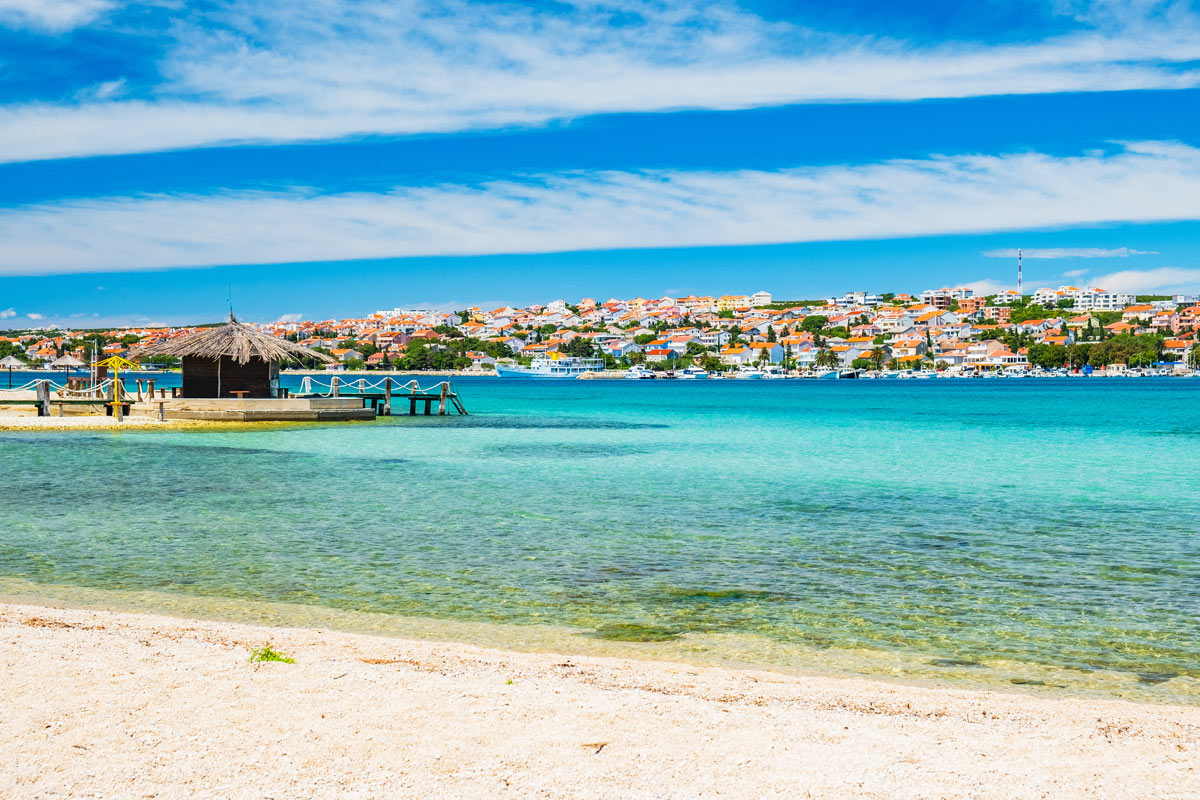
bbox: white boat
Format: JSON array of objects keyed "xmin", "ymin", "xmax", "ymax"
[
  {"xmin": 678, "ymin": 367, "xmax": 709, "ymax": 380},
  {"xmin": 497, "ymin": 356, "xmax": 606, "ymax": 379},
  {"xmin": 734, "ymin": 366, "xmax": 765, "ymax": 380},
  {"xmin": 624, "ymin": 365, "xmax": 655, "ymax": 380},
  {"xmin": 761, "ymin": 366, "xmax": 789, "ymax": 379},
  {"xmin": 814, "ymin": 368, "xmax": 839, "ymax": 380}
]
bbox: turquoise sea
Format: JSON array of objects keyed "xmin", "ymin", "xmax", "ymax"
[{"xmin": 3, "ymin": 376, "xmax": 1199, "ymax": 702}]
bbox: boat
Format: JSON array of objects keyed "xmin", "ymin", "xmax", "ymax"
[
  {"xmin": 761, "ymin": 366, "xmax": 789, "ymax": 379},
  {"xmin": 496, "ymin": 355, "xmax": 606, "ymax": 379},
  {"xmin": 814, "ymin": 369, "xmax": 839, "ymax": 380},
  {"xmin": 733, "ymin": 366, "xmax": 765, "ymax": 380},
  {"xmin": 836, "ymin": 369, "xmax": 859, "ymax": 379},
  {"xmin": 624, "ymin": 365, "xmax": 655, "ymax": 380},
  {"xmin": 678, "ymin": 367, "xmax": 709, "ymax": 380}
]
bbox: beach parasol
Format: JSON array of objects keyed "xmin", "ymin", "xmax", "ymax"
[{"xmin": 0, "ymin": 354, "xmax": 23, "ymax": 388}]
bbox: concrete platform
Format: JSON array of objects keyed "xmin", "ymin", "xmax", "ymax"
[{"xmin": 132, "ymin": 397, "xmax": 376, "ymax": 422}]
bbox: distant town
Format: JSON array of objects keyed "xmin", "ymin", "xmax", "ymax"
[{"xmin": 4, "ymin": 286, "xmax": 1200, "ymax": 375}]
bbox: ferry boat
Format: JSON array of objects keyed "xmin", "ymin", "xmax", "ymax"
[{"xmin": 496, "ymin": 355, "xmax": 606, "ymax": 379}]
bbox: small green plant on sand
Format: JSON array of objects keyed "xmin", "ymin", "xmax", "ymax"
[
  {"xmin": 249, "ymin": 645, "xmax": 295, "ymax": 664},
  {"xmin": 506, "ymin": 678, "xmax": 514, "ymax": 685}
]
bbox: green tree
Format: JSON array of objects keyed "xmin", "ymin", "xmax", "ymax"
[
  {"xmin": 868, "ymin": 347, "xmax": 888, "ymax": 370},
  {"xmin": 815, "ymin": 349, "xmax": 839, "ymax": 369},
  {"xmin": 562, "ymin": 337, "xmax": 596, "ymax": 358},
  {"xmin": 0, "ymin": 341, "xmax": 28, "ymax": 362},
  {"xmin": 801, "ymin": 315, "xmax": 828, "ymax": 333},
  {"xmin": 766, "ymin": 325, "xmax": 776, "ymax": 342}
]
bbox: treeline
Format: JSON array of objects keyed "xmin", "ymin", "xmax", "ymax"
[{"xmin": 1026, "ymin": 335, "xmax": 1168, "ymax": 369}]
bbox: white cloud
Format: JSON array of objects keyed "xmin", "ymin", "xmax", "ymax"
[
  {"xmin": 0, "ymin": 308, "xmax": 15, "ymax": 318},
  {"xmin": 25, "ymin": 312, "xmax": 44, "ymax": 319},
  {"xmin": 981, "ymin": 247, "xmax": 1156, "ymax": 258},
  {"xmin": 275, "ymin": 313, "xmax": 304, "ymax": 323},
  {"xmin": 1062, "ymin": 268, "xmax": 1089, "ymax": 277},
  {"xmin": 962, "ymin": 279, "xmax": 1014, "ymax": 295},
  {"xmin": 3, "ymin": 0, "xmax": 1200, "ymax": 162},
  {"xmin": 0, "ymin": 0, "xmax": 116, "ymax": 32},
  {"xmin": 2, "ymin": 141, "xmax": 1200, "ymax": 276},
  {"xmin": 1089, "ymin": 267, "xmax": 1200, "ymax": 292}
]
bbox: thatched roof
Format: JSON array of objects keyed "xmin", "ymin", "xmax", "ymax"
[
  {"xmin": 137, "ymin": 315, "xmax": 335, "ymax": 365},
  {"xmin": 0, "ymin": 355, "xmax": 25, "ymax": 368},
  {"xmin": 50, "ymin": 354, "xmax": 86, "ymax": 367}
]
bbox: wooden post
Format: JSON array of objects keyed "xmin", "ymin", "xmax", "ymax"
[
  {"xmin": 424, "ymin": 398, "xmax": 432, "ymax": 416},
  {"xmin": 409, "ymin": 397, "xmax": 417, "ymax": 416},
  {"xmin": 36, "ymin": 381, "xmax": 49, "ymax": 417},
  {"xmin": 157, "ymin": 401, "xmax": 165, "ymax": 421},
  {"xmin": 384, "ymin": 378, "xmax": 392, "ymax": 415},
  {"xmin": 148, "ymin": 379, "xmax": 155, "ymax": 400},
  {"xmin": 332, "ymin": 376, "xmax": 340, "ymax": 397},
  {"xmin": 135, "ymin": 379, "xmax": 143, "ymax": 402},
  {"xmin": 114, "ymin": 379, "xmax": 124, "ymax": 422},
  {"xmin": 438, "ymin": 382, "xmax": 448, "ymax": 416}
]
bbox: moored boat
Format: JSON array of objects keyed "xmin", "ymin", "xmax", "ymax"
[{"xmin": 497, "ymin": 356, "xmax": 606, "ymax": 379}]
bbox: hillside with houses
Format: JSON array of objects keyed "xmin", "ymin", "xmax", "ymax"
[{"xmin": 4, "ymin": 287, "xmax": 1200, "ymax": 375}]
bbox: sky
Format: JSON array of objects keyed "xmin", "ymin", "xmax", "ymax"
[{"xmin": 2, "ymin": 0, "xmax": 1200, "ymax": 327}]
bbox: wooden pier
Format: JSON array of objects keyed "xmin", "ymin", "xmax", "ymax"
[{"xmin": 293, "ymin": 377, "xmax": 468, "ymax": 416}]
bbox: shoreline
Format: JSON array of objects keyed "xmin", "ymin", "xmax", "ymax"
[
  {"xmin": 2, "ymin": 600, "xmax": 1197, "ymax": 799},
  {"xmin": 3, "ymin": 577, "xmax": 1196, "ymax": 707}
]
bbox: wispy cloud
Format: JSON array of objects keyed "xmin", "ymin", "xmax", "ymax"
[
  {"xmin": 2, "ymin": 142, "xmax": 1199, "ymax": 276},
  {"xmin": 0, "ymin": 0, "xmax": 116, "ymax": 32},
  {"xmin": 0, "ymin": 308, "xmax": 15, "ymax": 318},
  {"xmin": 1062, "ymin": 268, "xmax": 1089, "ymax": 277},
  {"xmin": 962, "ymin": 279, "xmax": 1014, "ymax": 295},
  {"xmin": 25, "ymin": 312, "xmax": 44, "ymax": 320},
  {"xmin": 274, "ymin": 313, "xmax": 304, "ymax": 323},
  {"xmin": 3, "ymin": 0, "xmax": 1200, "ymax": 162},
  {"xmin": 981, "ymin": 247, "xmax": 1156, "ymax": 258},
  {"xmin": 1089, "ymin": 266, "xmax": 1200, "ymax": 292}
]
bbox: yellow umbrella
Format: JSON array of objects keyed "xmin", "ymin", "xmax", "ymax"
[{"xmin": 92, "ymin": 355, "xmax": 140, "ymax": 420}]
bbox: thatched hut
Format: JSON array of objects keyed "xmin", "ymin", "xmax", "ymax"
[{"xmin": 137, "ymin": 316, "xmax": 333, "ymax": 398}]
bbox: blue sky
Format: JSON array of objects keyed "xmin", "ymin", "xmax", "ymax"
[{"xmin": 2, "ymin": 0, "xmax": 1200, "ymax": 326}]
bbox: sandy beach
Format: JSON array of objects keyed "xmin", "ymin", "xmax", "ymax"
[{"xmin": 1, "ymin": 602, "xmax": 1196, "ymax": 799}]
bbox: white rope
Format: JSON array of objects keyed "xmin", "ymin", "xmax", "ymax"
[
  {"xmin": 57, "ymin": 379, "xmax": 115, "ymax": 399},
  {"xmin": 297, "ymin": 377, "xmax": 451, "ymax": 396}
]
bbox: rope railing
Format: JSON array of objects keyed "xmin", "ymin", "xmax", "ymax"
[
  {"xmin": 0, "ymin": 379, "xmax": 66, "ymax": 394},
  {"xmin": 56, "ymin": 379, "xmax": 115, "ymax": 399},
  {"xmin": 297, "ymin": 377, "xmax": 455, "ymax": 396}
]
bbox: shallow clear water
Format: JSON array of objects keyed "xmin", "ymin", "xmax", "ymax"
[{"xmin": 3, "ymin": 377, "xmax": 1199, "ymax": 702}]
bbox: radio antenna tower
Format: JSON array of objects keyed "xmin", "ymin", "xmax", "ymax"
[{"xmin": 1017, "ymin": 248, "xmax": 1023, "ymax": 300}]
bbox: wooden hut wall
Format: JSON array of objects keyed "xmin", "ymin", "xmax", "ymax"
[{"xmin": 181, "ymin": 355, "xmax": 276, "ymax": 398}]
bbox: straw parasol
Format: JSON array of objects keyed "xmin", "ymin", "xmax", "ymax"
[
  {"xmin": 137, "ymin": 315, "xmax": 334, "ymax": 365},
  {"xmin": 51, "ymin": 353, "xmax": 85, "ymax": 368},
  {"xmin": 0, "ymin": 354, "xmax": 23, "ymax": 388}
]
